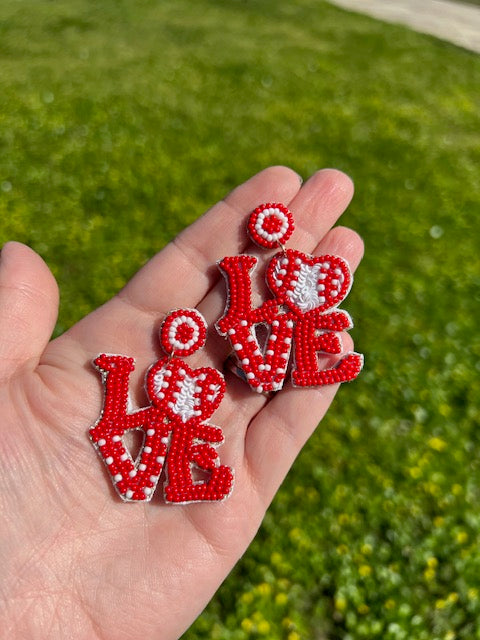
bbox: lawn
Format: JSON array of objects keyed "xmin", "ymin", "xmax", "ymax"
[{"xmin": 1, "ymin": 0, "xmax": 480, "ymax": 638}]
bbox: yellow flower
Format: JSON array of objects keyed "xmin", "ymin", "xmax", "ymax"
[
  {"xmin": 436, "ymin": 599, "xmax": 447, "ymax": 609},
  {"xmin": 241, "ymin": 618, "xmax": 253, "ymax": 632},
  {"xmin": 241, "ymin": 592, "xmax": 254, "ymax": 604},
  {"xmin": 349, "ymin": 426, "xmax": 360, "ymax": 439},
  {"xmin": 425, "ymin": 481, "xmax": 441, "ymax": 496},
  {"xmin": 256, "ymin": 582, "xmax": 271, "ymax": 596},
  {"xmin": 409, "ymin": 466, "xmax": 422, "ymax": 479},
  {"xmin": 335, "ymin": 597, "xmax": 347, "ymax": 612},
  {"xmin": 336, "ymin": 544, "xmax": 348, "ymax": 555},
  {"xmin": 338, "ymin": 513, "xmax": 350, "ymax": 525},
  {"xmin": 275, "ymin": 593, "xmax": 288, "ymax": 605},
  {"xmin": 384, "ymin": 599, "xmax": 396, "ymax": 610},
  {"xmin": 271, "ymin": 552, "xmax": 282, "ymax": 565},
  {"xmin": 452, "ymin": 484, "xmax": 463, "ymax": 496},
  {"xmin": 288, "ymin": 633, "xmax": 301, "ymax": 640},
  {"xmin": 428, "ymin": 437, "xmax": 447, "ymax": 452},
  {"xmin": 444, "ymin": 632, "xmax": 455, "ymax": 640},
  {"xmin": 439, "ymin": 403, "xmax": 451, "ymax": 417},
  {"xmin": 456, "ymin": 531, "xmax": 468, "ymax": 544},
  {"xmin": 359, "ymin": 564, "xmax": 372, "ymax": 577},
  {"xmin": 357, "ymin": 603, "xmax": 370, "ymax": 615},
  {"xmin": 361, "ymin": 543, "xmax": 373, "ymax": 555},
  {"xmin": 468, "ymin": 588, "xmax": 478, "ymax": 600},
  {"xmin": 257, "ymin": 620, "xmax": 270, "ymax": 634},
  {"xmin": 433, "ymin": 516, "xmax": 445, "ymax": 527},
  {"xmin": 427, "ymin": 556, "xmax": 438, "ymax": 568},
  {"xmin": 447, "ymin": 592, "xmax": 459, "ymax": 604},
  {"xmin": 424, "ymin": 568, "xmax": 436, "ymax": 581}
]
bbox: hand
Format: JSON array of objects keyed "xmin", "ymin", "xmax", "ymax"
[{"xmin": 0, "ymin": 166, "xmax": 363, "ymax": 639}]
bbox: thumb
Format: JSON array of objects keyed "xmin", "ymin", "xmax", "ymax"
[{"xmin": 0, "ymin": 242, "xmax": 59, "ymax": 378}]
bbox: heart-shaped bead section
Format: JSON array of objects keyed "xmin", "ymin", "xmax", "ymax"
[
  {"xmin": 266, "ymin": 249, "xmax": 352, "ymax": 315},
  {"xmin": 146, "ymin": 357, "xmax": 225, "ymax": 423}
]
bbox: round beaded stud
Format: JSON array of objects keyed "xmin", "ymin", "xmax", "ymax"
[
  {"xmin": 217, "ymin": 203, "xmax": 363, "ymax": 391},
  {"xmin": 160, "ymin": 308, "xmax": 207, "ymax": 357},
  {"xmin": 247, "ymin": 202, "xmax": 295, "ymax": 249}
]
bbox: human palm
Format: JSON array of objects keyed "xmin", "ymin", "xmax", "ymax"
[{"xmin": 0, "ymin": 166, "xmax": 363, "ymax": 639}]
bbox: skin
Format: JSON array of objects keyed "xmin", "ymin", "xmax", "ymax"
[{"xmin": 0, "ymin": 166, "xmax": 364, "ymax": 640}]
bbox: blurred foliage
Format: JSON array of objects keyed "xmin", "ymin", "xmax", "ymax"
[{"xmin": 1, "ymin": 0, "xmax": 480, "ymax": 638}]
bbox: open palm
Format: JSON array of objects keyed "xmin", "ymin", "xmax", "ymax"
[{"xmin": 0, "ymin": 166, "xmax": 363, "ymax": 639}]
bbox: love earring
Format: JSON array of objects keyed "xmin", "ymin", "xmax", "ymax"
[
  {"xmin": 89, "ymin": 308, "xmax": 234, "ymax": 503},
  {"xmin": 216, "ymin": 203, "xmax": 364, "ymax": 393}
]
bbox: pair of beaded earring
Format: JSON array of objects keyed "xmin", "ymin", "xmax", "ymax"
[{"xmin": 90, "ymin": 203, "xmax": 363, "ymax": 503}]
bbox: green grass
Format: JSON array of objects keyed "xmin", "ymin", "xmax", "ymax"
[
  {"xmin": 1, "ymin": 1, "xmax": 480, "ymax": 638},
  {"xmin": 452, "ymin": 0, "xmax": 480, "ymax": 6}
]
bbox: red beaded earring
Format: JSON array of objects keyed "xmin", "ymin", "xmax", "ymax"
[
  {"xmin": 90, "ymin": 308, "xmax": 234, "ymax": 503},
  {"xmin": 217, "ymin": 203, "xmax": 363, "ymax": 393}
]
